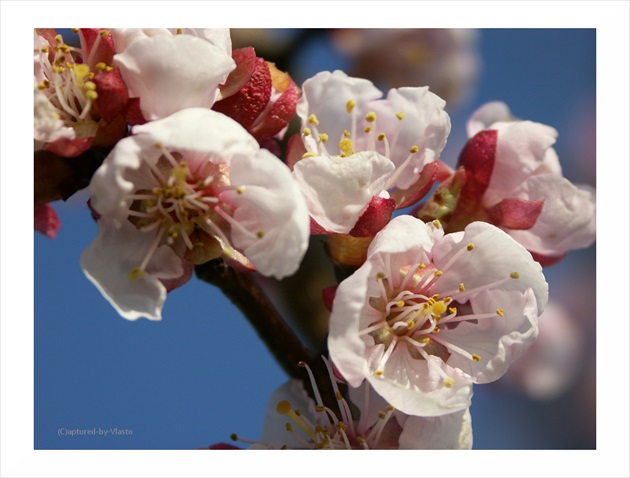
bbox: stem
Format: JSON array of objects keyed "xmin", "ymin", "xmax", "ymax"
[{"xmin": 195, "ymin": 259, "xmax": 314, "ymax": 379}]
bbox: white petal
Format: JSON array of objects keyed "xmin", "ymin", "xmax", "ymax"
[
  {"xmin": 297, "ymin": 70, "xmax": 382, "ymax": 153},
  {"xmin": 220, "ymin": 149, "xmax": 310, "ymax": 279},
  {"xmin": 367, "ymin": 87, "xmax": 451, "ymax": 189},
  {"xmin": 508, "ymin": 175, "xmax": 596, "ymax": 255},
  {"xmin": 466, "ymin": 101, "xmax": 512, "ymax": 137},
  {"xmin": 80, "ymin": 219, "xmax": 184, "ymax": 321},
  {"xmin": 432, "ymin": 221, "xmax": 548, "ymax": 315},
  {"xmin": 113, "ymin": 35, "xmax": 235, "ymax": 120},
  {"xmin": 397, "ymin": 407, "xmax": 473, "ymax": 449},
  {"xmin": 292, "ymin": 151, "xmax": 395, "ymax": 233},
  {"xmin": 131, "ymin": 108, "xmax": 259, "ymax": 161},
  {"xmin": 484, "ymin": 121, "xmax": 559, "ymax": 205}
]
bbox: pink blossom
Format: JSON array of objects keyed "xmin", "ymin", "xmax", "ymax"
[
  {"xmin": 81, "ymin": 108, "xmax": 309, "ymax": 320},
  {"xmin": 328, "ymin": 215, "xmax": 548, "ymax": 416}
]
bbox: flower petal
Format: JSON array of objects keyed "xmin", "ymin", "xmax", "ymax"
[{"xmin": 397, "ymin": 407, "xmax": 473, "ymax": 449}]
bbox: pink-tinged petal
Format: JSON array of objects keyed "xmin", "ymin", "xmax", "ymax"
[
  {"xmin": 285, "ymin": 132, "xmax": 307, "ymax": 171},
  {"xmin": 397, "ymin": 408, "xmax": 473, "ymax": 449},
  {"xmin": 123, "ymin": 97, "xmax": 147, "ymax": 126},
  {"xmin": 438, "ymin": 289, "xmax": 539, "ymax": 383},
  {"xmin": 466, "ymin": 101, "xmax": 512, "ymax": 137},
  {"xmin": 218, "ymin": 47, "xmax": 257, "ymax": 99},
  {"xmin": 349, "ymin": 196, "xmax": 396, "ymax": 237},
  {"xmin": 80, "ymin": 219, "xmax": 184, "ymax": 321},
  {"xmin": 507, "ymin": 175, "xmax": 596, "ymax": 256},
  {"xmin": 161, "ymin": 260, "xmax": 193, "ymax": 293},
  {"xmin": 44, "ymin": 136, "xmax": 94, "ymax": 158},
  {"xmin": 389, "ymin": 160, "xmax": 439, "ymax": 209},
  {"xmin": 486, "ymin": 197, "xmax": 544, "ymax": 230},
  {"xmin": 431, "ymin": 221, "xmax": 548, "ymax": 314},
  {"xmin": 93, "ymin": 68, "xmax": 129, "ymax": 122},
  {"xmin": 366, "ymin": 87, "xmax": 451, "ymax": 190},
  {"xmin": 34, "ymin": 203, "xmax": 61, "ymax": 239},
  {"xmin": 292, "ymin": 151, "xmax": 395, "ymax": 233},
  {"xmin": 212, "ymin": 56, "xmax": 272, "ymax": 130},
  {"xmin": 219, "ymin": 149, "xmax": 310, "ymax": 279},
  {"xmin": 250, "ymin": 72, "xmax": 300, "ymax": 141},
  {"xmin": 456, "ymin": 129, "xmax": 497, "ymax": 201},
  {"xmin": 485, "ymin": 121, "xmax": 558, "ymax": 204},
  {"xmin": 78, "ymin": 29, "xmax": 116, "ymax": 69},
  {"xmin": 113, "ymin": 34, "xmax": 235, "ymax": 120}
]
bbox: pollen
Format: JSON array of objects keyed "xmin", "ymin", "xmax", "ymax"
[
  {"xmin": 510, "ymin": 272, "xmax": 520, "ymax": 279},
  {"xmin": 396, "ymin": 300, "xmax": 405, "ymax": 308},
  {"xmin": 236, "ymin": 186, "xmax": 245, "ymax": 194},
  {"xmin": 409, "ymin": 145, "xmax": 419, "ymax": 154},
  {"xmin": 99, "ymin": 29, "xmax": 110, "ymax": 37},
  {"xmin": 364, "ymin": 126, "xmax": 372, "ymax": 133},
  {"xmin": 307, "ymin": 114, "xmax": 319, "ymax": 125},
  {"xmin": 421, "ymin": 337, "xmax": 430, "ymax": 344},
  {"xmin": 467, "ymin": 243, "xmax": 475, "ymax": 251},
  {"xmin": 256, "ymin": 230, "xmax": 265, "ymax": 238},
  {"xmin": 443, "ymin": 377, "xmax": 455, "ymax": 388},
  {"xmin": 432, "ymin": 219, "xmax": 442, "ymax": 229},
  {"xmin": 396, "ymin": 112, "xmax": 405, "ymax": 120},
  {"xmin": 346, "ymin": 99, "xmax": 356, "ymax": 113},
  {"xmin": 318, "ymin": 133, "xmax": 329, "ymax": 143},
  {"xmin": 472, "ymin": 354, "xmax": 481, "ymax": 362},
  {"xmin": 377, "ymin": 133, "xmax": 386, "ymax": 141},
  {"xmin": 302, "ymin": 127, "xmax": 311, "ymax": 136},
  {"xmin": 128, "ymin": 267, "xmax": 145, "ymax": 282},
  {"xmin": 343, "ymin": 130, "xmax": 351, "ymax": 137},
  {"xmin": 302, "ymin": 152, "xmax": 316, "ymax": 158},
  {"xmin": 339, "ymin": 138, "xmax": 354, "ymax": 156},
  {"xmin": 374, "ymin": 369, "xmax": 384, "ymax": 377},
  {"xmin": 459, "ymin": 283, "xmax": 465, "ymax": 292},
  {"xmin": 276, "ymin": 400, "xmax": 292, "ymax": 415},
  {"xmin": 365, "ymin": 112, "xmax": 376, "ymax": 123},
  {"xmin": 434, "ymin": 270, "xmax": 443, "ymax": 277},
  {"xmin": 496, "ymin": 308, "xmax": 505, "ymax": 317}
]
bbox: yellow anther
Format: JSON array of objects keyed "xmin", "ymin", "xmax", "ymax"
[
  {"xmin": 307, "ymin": 114, "xmax": 319, "ymax": 125},
  {"xmin": 297, "ymin": 361, "xmax": 306, "ymax": 367},
  {"xmin": 71, "ymin": 28, "xmax": 79, "ymax": 33},
  {"xmin": 496, "ymin": 309, "xmax": 505, "ymax": 317},
  {"xmin": 443, "ymin": 377, "xmax": 455, "ymax": 388},
  {"xmin": 421, "ymin": 337, "xmax": 431, "ymax": 344},
  {"xmin": 335, "ymin": 391, "xmax": 343, "ymax": 400},
  {"xmin": 419, "ymin": 262, "xmax": 426, "ymax": 268},
  {"xmin": 472, "ymin": 354, "xmax": 481, "ymax": 362},
  {"xmin": 396, "ymin": 300, "xmax": 405, "ymax": 308},
  {"xmin": 346, "ymin": 99, "xmax": 356, "ymax": 113},
  {"xmin": 406, "ymin": 321, "xmax": 415, "ymax": 330},
  {"xmin": 285, "ymin": 423, "xmax": 293, "ymax": 432},
  {"xmin": 276, "ymin": 400, "xmax": 292, "ymax": 414},
  {"xmin": 365, "ymin": 112, "xmax": 376, "ymax": 123},
  {"xmin": 378, "ymin": 411, "xmax": 387, "ymax": 419},
  {"xmin": 386, "ymin": 405, "xmax": 395, "ymax": 411},
  {"xmin": 459, "ymin": 283, "xmax": 465, "ymax": 292},
  {"xmin": 176, "ymin": 28, "xmax": 183, "ymax": 34},
  {"xmin": 230, "ymin": 433, "xmax": 238, "ymax": 441},
  {"xmin": 467, "ymin": 243, "xmax": 475, "ymax": 251},
  {"xmin": 128, "ymin": 267, "xmax": 145, "ymax": 282},
  {"xmin": 449, "ymin": 307, "xmax": 457, "ymax": 314},
  {"xmin": 510, "ymin": 272, "xmax": 520, "ymax": 279},
  {"xmin": 223, "ymin": 248, "xmax": 234, "ymax": 258},
  {"xmin": 377, "ymin": 133, "xmax": 386, "ymax": 141},
  {"xmin": 432, "ymin": 219, "xmax": 442, "ymax": 229},
  {"xmin": 302, "ymin": 127, "xmax": 311, "ymax": 136},
  {"xmin": 84, "ymin": 81, "xmax": 96, "ymax": 91},
  {"xmin": 396, "ymin": 112, "xmax": 405, "ymax": 120},
  {"xmin": 85, "ymin": 90, "xmax": 98, "ymax": 101},
  {"xmin": 236, "ymin": 186, "xmax": 245, "ymax": 194},
  {"xmin": 409, "ymin": 145, "xmax": 419, "ymax": 154},
  {"xmin": 302, "ymin": 152, "xmax": 316, "ymax": 158},
  {"xmin": 363, "ymin": 126, "xmax": 372, "ymax": 133},
  {"xmin": 73, "ymin": 63, "xmax": 90, "ymax": 83},
  {"xmin": 343, "ymin": 130, "xmax": 351, "ymax": 137},
  {"xmin": 55, "ymin": 34, "xmax": 63, "ymax": 44},
  {"xmin": 433, "ymin": 300, "xmax": 447, "ymax": 316},
  {"xmin": 339, "ymin": 138, "xmax": 354, "ymax": 156},
  {"xmin": 95, "ymin": 62, "xmax": 107, "ymax": 71},
  {"xmin": 60, "ymin": 44, "xmax": 70, "ymax": 54},
  {"xmin": 374, "ymin": 369, "xmax": 384, "ymax": 376},
  {"xmin": 432, "ymin": 327, "xmax": 441, "ymax": 334},
  {"xmin": 256, "ymin": 230, "xmax": 265, "ymax": 239},
  {"xmin": 40, "ymin": 46, "xmax": 49, "ymax": 53},
  {"xmin": 314, "ymin": 405, "xmax": 325, "ymax": 412},
  {"xmin": 434, "ymin": 270, "xmax": 443, "ymax": 277},
  {"xmin": 99, "ymin": 29, "xmax": 110, "ymax": 37},
  {"xmin": 318, "ymin": 133, "xmax": 329, "ymax": 143},
  {"xmin": 376, "ymin": 272, "xmax": 386, "ymax": 279}
]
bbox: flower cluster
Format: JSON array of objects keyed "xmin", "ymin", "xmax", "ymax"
[{"xmin": 34, "ymin": 28, "xmax": 596, "ymax": 450}]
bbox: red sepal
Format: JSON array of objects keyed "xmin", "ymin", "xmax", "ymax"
[
  {"xmin": 486, "ymin": 198, "xmax": 544, "ymax": 230},
  {"xmin": 45, "ymin": 136, "xmax": 94, "ymax": 158},
  {"xmin": 349, "ymin": 196, "xmax": 397, "ymax": 237},
  {"xmin": 93, "ymin": 68, "xmax": 129, "ymax": 122},
  {"xmin": 390, "ymin": 161, "xmax": 439, "ymax": 210},
  {"xmin": 34, "ymin": 203, "xmax": 61, "ymax": 239},
  {"xmin": 322, "ymin": 285, "xmax": 338, "ymax": 312}
]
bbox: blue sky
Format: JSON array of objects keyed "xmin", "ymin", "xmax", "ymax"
[{"xmin": 33, "ymin": 28, "xmax": 597, "ymax": 451}]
